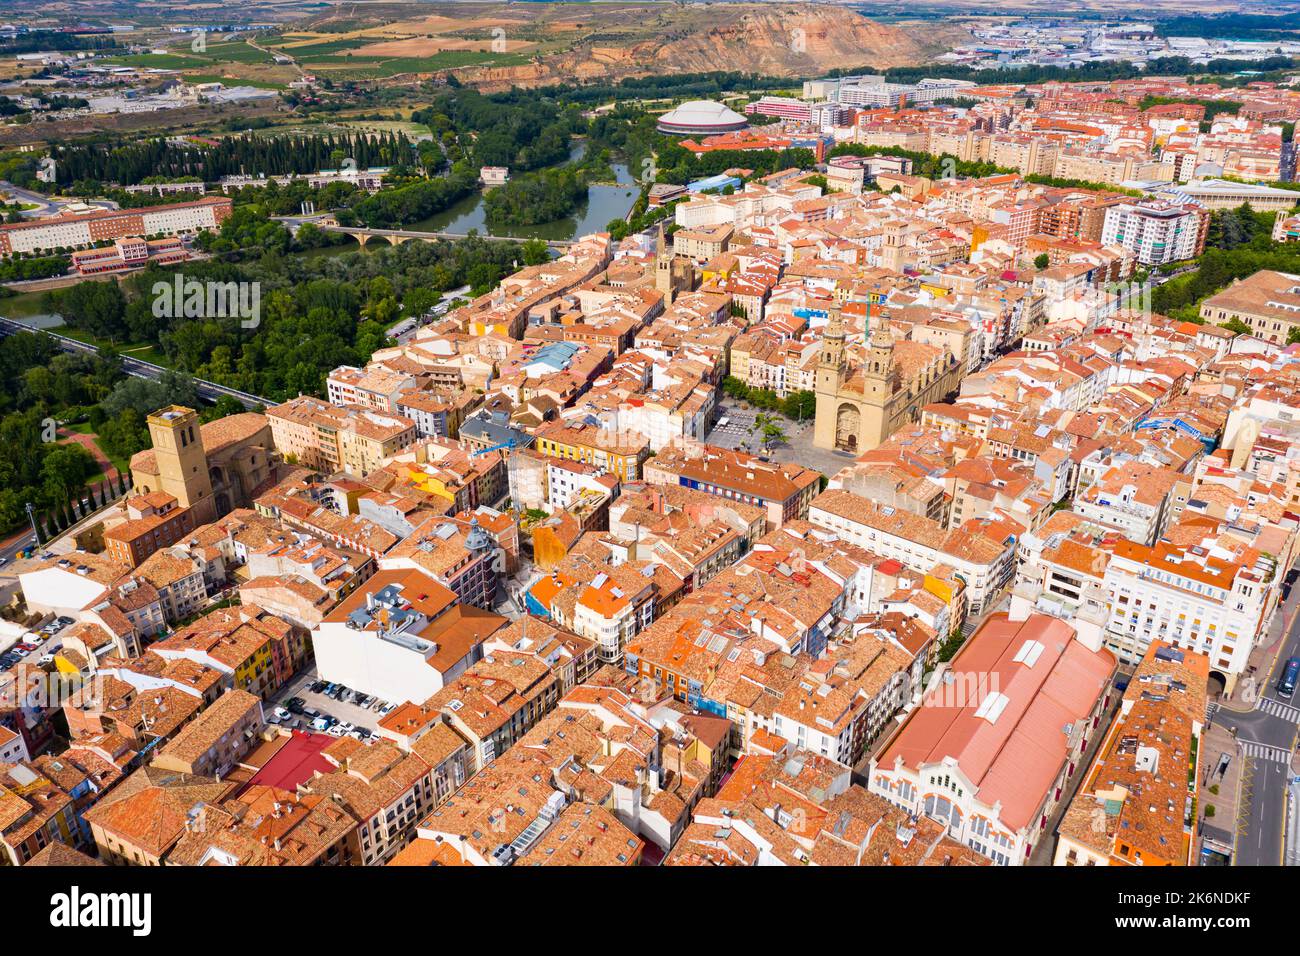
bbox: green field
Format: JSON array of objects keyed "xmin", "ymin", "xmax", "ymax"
[
  {"xmin": 274, "ymin": 38, "xmax": 369, "ymax": 57},
  {"xmin": 102, "ymin": 53, "xmax": 213, "ymax": 70},
  {"xmin": 184, "ymin": 74, "xmax": 287, "ymax": 91},
  {"xmin": 55, "ymin": 327, "xmax": 172, "ymax": 368},
  {"xmin": 303, "ymin": 50, "xmax": 530, "ymax": 79},
  {"xmin": 0, "ymin": 289, "xmax": 54, "ymax": 319},
  {"xmin": 101, "ymin": 39, "xmax": 283, "ymax": 76},
  {"xmin": 202, "ymin": 40, "xmax": 278, "ymax": 65}
]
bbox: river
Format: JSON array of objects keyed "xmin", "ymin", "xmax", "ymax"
[{"xmin": 302, "ymin": 141, "xmax": 639, "ymax": 257}]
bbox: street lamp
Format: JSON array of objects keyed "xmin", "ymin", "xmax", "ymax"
[{"xmin": 25, "ymin": 501, "xmax": 40, "ymax": 548}]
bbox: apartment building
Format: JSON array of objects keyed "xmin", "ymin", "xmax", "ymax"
[
  {"xmin": 84, "ymin": 766, "xmax": 230, "ymax": 866},
  {"xmin": 1054, "ymin": 642, "xmax": 1208, "ymax": 867},
  {"xmin": 151, "ymin": 606, "xmax": 300, "ymax": 700},
  {"xmin": 532, "ymin": 421, "xmax": 650, "ymax": 482},
  {"xmin": 644, "ymin": 445, "xmax": 822, "ymax": 531},
  {"xmin": 0, "ymin": 196, "xmax": 232, "ymax": 256},
  {"xmin": 150, "ymin": 688, "xmax": 265, "ymax": 778},
  {"xmin": 0, "ymin": 762, "xmax": 82, "ymax": 865},
  {"xmin": 326, "ymin": 365, "xmax": 418, "ymax": 412},
  {"xmin": 1100, "ymin": 200, "xmax": 1207, "ymax": 266},
  {"xmin": 103, "ymin": 492, "xmax": 197, "ymax": 568},
  {"xmin": 809, "ymin": 489, "xmax": 1014, "ymax": 615},
  {"xmin": 267, "ymin": 396, "xmax": 417, "ymax": 477},
  {"xmin": 1101, "ymin": 539, "xmax": 1271, "ymax": 687}
]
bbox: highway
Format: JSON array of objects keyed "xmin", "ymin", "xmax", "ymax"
[
  {"xmin": 0, "ymin": 317, "xmax": 274, "ymax": 411},
  {"xmin": 1215, "ymin": 577, "xmax": 1300, "ymax": 866}
]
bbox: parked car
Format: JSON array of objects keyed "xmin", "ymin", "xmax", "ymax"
[
  {"xmin": 285, "ymin": 697, "xmax": 306, "ymax": 714},
  {"xmin": 56, "ymin": 616, "xmax": 73, "ymax": 627},
  {"xmin": 273, "ymin": 706, "xmax": 292, "ymax": 721},
  {"xmin": 377, "ymin": 702, "xmax": 396, "ymax": 716},
  {"xmin": 337, "ymin": 721, "xmax": 356, "ymax": 734},
  {"xmin": 37, "ymin": 653, "xmax": 55, "ymax": 666},
  {"xmin": 311, "ymin": 715, "xmax": 332, "ymax": 731},
  {"xmin": 309, "ymin": 680, "xmax": 328, "ymax": 694},
  {"xmin": 326, "ymin": 724, "xmax": 347, "ymax": 737}
]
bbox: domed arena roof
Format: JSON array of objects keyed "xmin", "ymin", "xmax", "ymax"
[{"xmin": 656, "ymin": 100, "xmax": 749, "ymax": 136}]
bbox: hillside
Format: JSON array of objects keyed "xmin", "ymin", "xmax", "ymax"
[{"xmin": 457, "ymin": 4, "xmax": 945, "ymax": 90}]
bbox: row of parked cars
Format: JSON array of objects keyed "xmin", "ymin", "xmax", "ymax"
[
  {"xmin": 0, "ymin": 617, "xmax": 72, "ymax": 669},
  {"xmin": 308, "ymin": 679, "xmax": 395, "ymax": 715},
  {"xmin": 275, "ymin": 699, "xmax": 374, "ymax": 740},
  {"xmin": 272, "ymin": 682, "xmax": 395, "ymax": 742}
]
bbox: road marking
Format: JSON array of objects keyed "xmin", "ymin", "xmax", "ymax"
[
  {"xmin": 1259, "ymin": 697, "xmax": 1300, "ymax": 724},
  {"xmin": 1242, "ymin": 740, "xmax": 1293, "ymax": 764}
]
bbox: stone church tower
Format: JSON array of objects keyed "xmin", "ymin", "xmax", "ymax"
[
  {"xmin": 145, "ymin": 406, "xmax": 217, "ymax": 522},
  {"xmin": 654, "ymin": 223, "xmax": 692, "ymax": 305}
]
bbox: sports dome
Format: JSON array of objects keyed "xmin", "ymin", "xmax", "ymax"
[{"xmin": 656, "ymin": 100, "xmax": 749, "ymax": 136}]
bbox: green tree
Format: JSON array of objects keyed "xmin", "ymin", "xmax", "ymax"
[
  {"xmin": 1034, "ymin": 253, "xmax": 1050, "ymax": 270},
  {"xmin": 520, "ymin": 238, "xmax": 550, "ymax": 266},
  {"xmin": 40, "ymin": 443, "xmax": 95, "ymax": 505}
]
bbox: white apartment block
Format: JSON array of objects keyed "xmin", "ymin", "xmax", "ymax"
[
  {"xmin": 1100, "ymin": 200, "xmax": 1204, "ymax": 266},
  {"xmin": 1101, "ymin": 540, "xmax": 1271, "ymax": 686}
]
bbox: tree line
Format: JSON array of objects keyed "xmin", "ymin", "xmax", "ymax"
[
  {"xmin": 51, "ymin": 131, "xmax": 414, "ymax": 188},
  {"xmin": 42, "ymin": 212, "xmax": 545, "ymax": 402}
]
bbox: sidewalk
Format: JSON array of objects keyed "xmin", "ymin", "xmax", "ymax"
[
  {"xmin": 1218, "ymin": 580, "xmax": 1300, "ymax": 714},
  {"xmin": 1197, "ymin": 722, "xmax": 1241, "ymax": 850}
]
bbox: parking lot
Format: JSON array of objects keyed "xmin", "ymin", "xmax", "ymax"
[
  {"xmin": 269, "ymin": 665, "xmax": 397, "ymax": 741},
  {"xmin": 0, "ymin": 616, "xmax": 72, "ymax": 672},
  {"xmin": 705, "ymin": 402, "xmax": 852, "ymax": 478}
]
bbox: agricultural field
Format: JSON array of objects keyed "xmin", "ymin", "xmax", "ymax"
[
  {"xmin": 256, "ymin": 11, "xmax": 561, "ymax": 80},
  {"xmin": 99, "ymin": 35, "xmax": 299, "ymax": 88}
]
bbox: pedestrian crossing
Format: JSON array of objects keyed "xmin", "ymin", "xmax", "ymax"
[
  {"xmin": 1241, "ymin": 740, "xmax": 1293, "ymax": 765},
  {"xmin": 1257, "ymin": 696, "xmax": 1300, "ymax": 724}
]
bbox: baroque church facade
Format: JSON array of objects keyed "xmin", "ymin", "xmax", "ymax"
[{"xmin": 813, "ymin": 305, "xmax": 963, "ymax": 455}]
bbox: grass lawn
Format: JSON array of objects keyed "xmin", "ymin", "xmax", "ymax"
[
  {"xmin": 0, "ymin": 289, "xmax": 54, "ymax": 319},
  {"xmin": 63, "ymin": 421, "xmax": 130, "ymax": 476},
  {"xmin": 184, "ymin": 74, "xmax": 289, "ymax": 91},
  {"xmin": 55, "ymin": 327, "xmax": 172, "ymax": 367}
]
